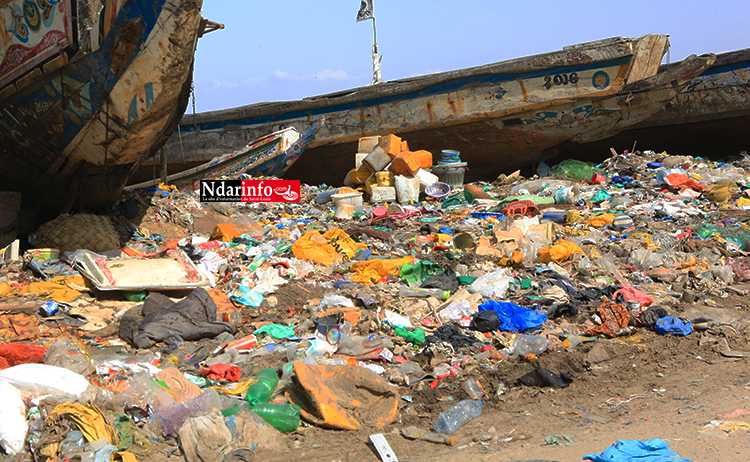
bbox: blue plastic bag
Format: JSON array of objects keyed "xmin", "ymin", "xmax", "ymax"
[
  {"xmin": 230, "ymin": 285, "xmax": 264, "ymax": 307},
  {"xmin": 591, "ymin": 189, "xmax": 613, "ymax": 203},
  {"xmin": 584, "ymin": 438, "xmax": 692, "ymax": 462},
  {"xmin": 655, "ymin": 316, "xmax": 693, "ymax": 336},
  {"xmin": 478, "ymin": 300, "xmax": 547, "ymax": 332}
]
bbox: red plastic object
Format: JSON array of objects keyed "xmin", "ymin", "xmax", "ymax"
[
  {"xmin": 372, "ymin": 206, "xmax": 387, "ymax": 218},
  {"xmin": 501, "ymin": 200, "xmax": 539, "ymax": 218},
  {"xmin": 590, "ymin": 173, "xmax": 606, "ymax": 184},
  {"xmin": 225, "ymin": 334, "xmax": 257, "ymax": 351},
  {"xmin": 198, "ymin": 240, "xmax": 222, "ymax": 250}
]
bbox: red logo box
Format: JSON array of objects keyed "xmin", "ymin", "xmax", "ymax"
[{"xmin": 241, "ymin": 180, "xmax": 300, "ymax": 202}]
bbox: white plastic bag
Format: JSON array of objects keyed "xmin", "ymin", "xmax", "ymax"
[
  {"xmin": 438, "ymin": 300, "xmax": 475, "ymax": 321},
  {"xmin": 629, "ymin": 249, "xmax": 664, "ymax": 271},
  {"xmin": 317, "ymin": 294, "xmax": 354, "ymax": 310},
  {"xmin": 469, "ymin": 268, "xmax": 512, "ymax": 298},
  {"xmin": 0, "ymin": 381, "xmax": 27, "ymax": 455},
  {"xmin": 253, "ymin": 266, "xmax": 288, "ymax": 295},
  {"xmin": 382, "ymin": 310, "xmax": 412, "ymax": 329},
  {"xmin": 0, "ymin": 363, "xmax": 91, "ymax": 398}
]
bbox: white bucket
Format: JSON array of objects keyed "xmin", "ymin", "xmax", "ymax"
[
  {"xmin": 331, "ymin": 192, "xmax": 363, "ymax": 208},
  {"xmin": 394, "ymin": 175, "xmax": 420, "ymax": 204},
  {"xmin": 554, "ymin": 186, "xmax": 580, "ymax": 204},
  {"xmin": 334, "ymin": 202, "xmax": 355, "ymax": 220}
]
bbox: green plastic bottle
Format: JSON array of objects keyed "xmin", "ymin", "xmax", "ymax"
[
  {"xmin": 123, "ymin": 290, "xmax": 148, "ymax": 302},
  {"xmin": 251, "ymin": 403, "xmax": 301, "ymax": 432},
  {"xmin": 245, "ymin": 368, "xmax": 279, "ymax": 406}
]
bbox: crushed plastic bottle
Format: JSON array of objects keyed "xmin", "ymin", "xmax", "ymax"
[
  {"xmin": 504, "ymin": 334, "xmax": 550, "ymax": 359},
  {"xmin": 250, "ymin": 402, "xmax": 301, "ymax": 432},
  {"xmin": 461, "ymin": 378, "xmax": 485, "ymax": 399},
  {"xmin": 245, "ymin": 368, "xmax": 279, "ymax": 406},
  {"xmin": 397, "ymin": 286, "xmax": 450, "ymax": 300},
  {"xmin": 432, "ymin": 399, "xmax": 482, "ymax": 434}
]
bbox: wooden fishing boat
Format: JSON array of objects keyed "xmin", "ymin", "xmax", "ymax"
[
  {"xmin": 159, "ymin": 33, "xmax": 714, "ymax": 186},
  {"xmin": 126, "ymin": 120, "xmax": 321, "ymax": 192},
  {"xmin": 552, "ymin": 48, "xmax": 750, "ymax": 158},
  {"xmin": 0, "ymin": 0, "xmax": 208, "ymax": 228}
]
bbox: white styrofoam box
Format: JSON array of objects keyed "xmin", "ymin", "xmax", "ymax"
[
  {"xmin": 370, "ymin": 186, "xmax": 396, "ymax": 203},
  {"xmin": 415, "ymin": 168, "xmax": 439, "ymax": 192},
  {"xmin": 355, "ymin": 153, "xmax": 368, "ymax": 169},
  {"xmin": 394, "ymin": 175, "xmax": 420, "ymax": 204},
  {"xmin": 363, "ymin": 147, "xmax": 391, "ymax": 172},
  {"xmin": 358, "ymin": 136, "xmax": 380, "ymax": 153}
]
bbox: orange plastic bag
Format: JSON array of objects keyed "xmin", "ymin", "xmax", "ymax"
[
  {"xmin": 665, "ymin": 173, "xmax": 705, "ymax": 193},
  {"xmin": 18, "ymin": 275, "xmax": 87, "ymax": 302},
  {"xmin": 292, "ymin": 228, "xmax": 366, "ymax": 266},
  {"xmin": 585, "ymin": 213, "xmax": 616, "ymax": 228},
  {"xmin": 349, "ymin": 255, "xmax": 416, "ymax": 284},
  {"xmin": 288, "ymin": 363, "xmax": 399, "ymax": 430},
  {"xmin": 210, "ymin": 222, "xmax": 263, "ymax": 241},
  {"xmin": 539, "ymin": 240, "xmax": 585, "ymax": 264}
]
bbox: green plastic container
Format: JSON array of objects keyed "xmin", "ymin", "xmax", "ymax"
[
  {"xmin": 251, "ymin": 403, "xmax": 301, "ymax": 433},
  {"xmin": 245, "ymin": 368, "xmax": 279, "ymax": 406}
]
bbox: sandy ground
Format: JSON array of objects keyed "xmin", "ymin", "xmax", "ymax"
[{"xmin": 275, "ymin": 293, "xmax": 750, "ymax": 462}]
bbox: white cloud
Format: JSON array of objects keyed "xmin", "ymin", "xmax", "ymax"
[
  {"xmin": 241, "ymin": 77, "xmax": 267, "ymax": 86},
  {"xmin": 274, "ymin": 70, "xmax": 289, "ymax": 79},
  {"xmin": 212, "ymin": 80, "xmax": 240, "ymax": 89},
  {"xmin": 313, "ymin": 70, "xmax": 349, "ymax": 80}
]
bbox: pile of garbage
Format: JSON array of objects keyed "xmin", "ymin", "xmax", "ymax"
[{"xmin": 2, "ymin": 145, "xmax": 750, "ymax": 461}]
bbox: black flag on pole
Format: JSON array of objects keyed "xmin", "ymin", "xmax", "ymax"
[{"xmin": 356, "ymin": 0, "xmax": 374, "ymax": 22}]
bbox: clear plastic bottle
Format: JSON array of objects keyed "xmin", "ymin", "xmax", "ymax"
[
  {"xmin": 251, "ymin": 402, "xmax": 302, "ymax": 433},
  {"xmin": 221, "ymin": 395, "xmax": 252, "ymax": 416},
  {"xmin": 245, "ymin": 368, "xmax": 279, "ymax": 406},
  {"xmin": 505, "ymin": 335, "xmax": 550, "ymax": 359},
  {"xmin": 461, "ymin": 378, "xmax": 485, "ymax": 399},
  {"xmin": 562, "ymin": 336, "xmax": 585, "ymax": 349},
  {"xmin": 562, "ymin": 333, "xmax": 594, "ymax": 349},
  {"xmin": 397, "ymin": 287, "xmax": 450, "ymax": 300},
  {"xmin": 432, "ymin": 399, "xmax": 482, "ymax": 434}
]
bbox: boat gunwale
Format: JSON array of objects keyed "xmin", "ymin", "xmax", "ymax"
[
  {"xmin": 180, "ymin": 55, "xmax": 634, "ymax": 133},
  {"xmin": 179, "ymin": 35, "xmax": 660, "ymax": 128}
]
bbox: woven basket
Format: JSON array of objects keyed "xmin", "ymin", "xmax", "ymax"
[{"xmin": 34, "ymin": 214, "xmax": 119, "ymax": 252}]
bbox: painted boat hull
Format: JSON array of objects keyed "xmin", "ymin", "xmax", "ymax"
[
  {"xmin": 159, "ymin": 34, "xmax": 712, "ymax": 185},
  {"xmin": 0, "ymin": 0, "xmax": 203, "ymax": 226},
  {"xmin": 551, "ymin": 48, "xmax": 750, "ymax": 159},
  {"xmin": 635, "ymin": 49, "xmax": 750, "ymax": 128},
  {"xmin": 127, "ymin": 121, "xmax": 321, "ymax": 192}
]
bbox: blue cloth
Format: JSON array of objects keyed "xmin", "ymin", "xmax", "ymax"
[
  {"xmin": 478, "ymin": 300, "xmax": 547, "ymax": 332},
  {"xmin": 655, "ymin": 316, "xmax": 693, "ymax": 336},
  {"xmin": 584, "ymin": 438, "xmax": 692, "ymax": 462}
]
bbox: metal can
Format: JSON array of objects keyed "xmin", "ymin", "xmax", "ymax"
[{"xmin": 40, "ymin": 300, "xmax": 59, "ymax": 317}]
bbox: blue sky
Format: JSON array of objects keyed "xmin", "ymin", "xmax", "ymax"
[{"xmin": 191, "ymin": 0, "xmax": 750, "ymax": 113}]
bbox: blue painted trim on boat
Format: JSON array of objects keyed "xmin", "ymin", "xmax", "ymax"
[
  {"xmin": 180, "ymin": 56, "xmax": 633, "ymax": 134},
  {"xmin": 700, "ymin": 59, "xmax": 750, "ymax": 77}
]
